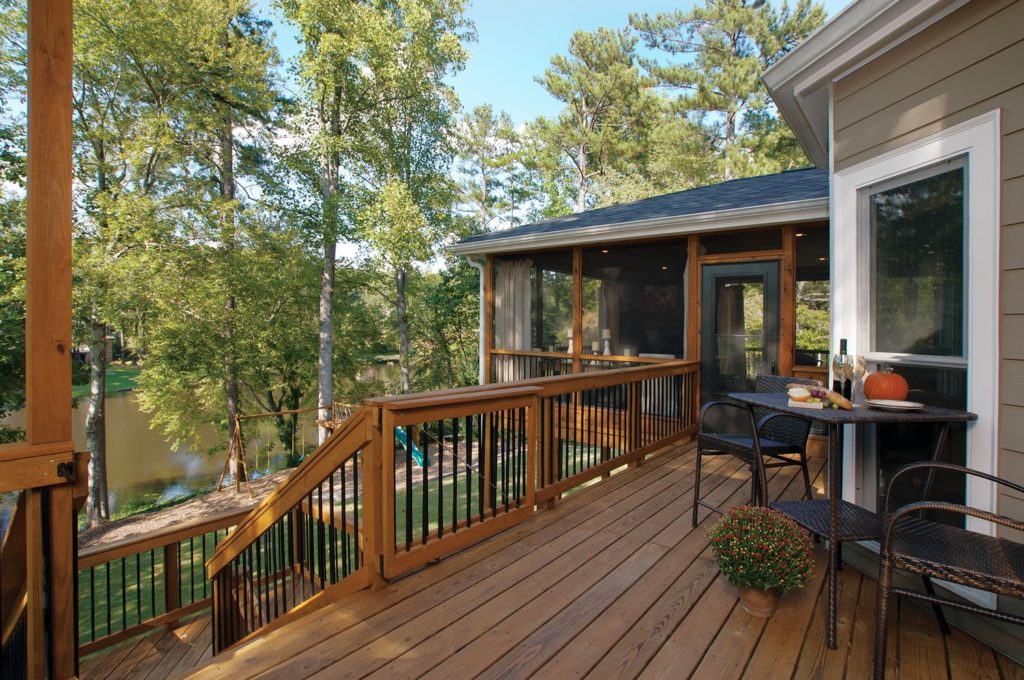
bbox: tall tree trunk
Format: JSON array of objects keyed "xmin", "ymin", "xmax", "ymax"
[
  {"xmin": 219, "ymin": 122, "xmax": 244, "ymax": 482},
  {"xmin": 85, "ymin": 316, "xmax": 109, "ymax": 528},
  {"xmin": 577, "ymin": 140, "xmax": 588, "ymax": 213},
  {"xmin": 724, "ymin": 110, "xmax": 736, "ymax": 181},
  {"xmin": 396, "ymin": 266, "xmax": 410, "ymax": 393},
  {"xmin": 318, "ymin": 235, "xmax": 335, "ymax": 442}
]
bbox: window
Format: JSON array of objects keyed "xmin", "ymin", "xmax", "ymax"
[
  {"xmin": 582, "ymin": 242, "xmax": 686, "ymax": 357},
  {"xmin": 832, "ymin": 111, "xmax": 1000, "ymax": 574},
  {"xmin": 862, "ymin": 161, "xmax": 969, "ymax": 526},
  {"xmin": 794, "ymin": 227, "xmax": 829, "ymax": 368},
  {"xmin": 868, "ymin": 160, "xmax": 965, "ymax": 359}
]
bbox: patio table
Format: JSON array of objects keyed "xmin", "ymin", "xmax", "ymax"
[{"xmin": 726, "ymin": 391, "xmax": 977, "ymax": 650}]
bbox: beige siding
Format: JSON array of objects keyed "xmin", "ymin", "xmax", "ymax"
[{"xmin": 833, "ymin": 0, "xmax": 1024, "ymax": 624}]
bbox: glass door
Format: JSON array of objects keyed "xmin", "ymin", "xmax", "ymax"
[{"xmin": 700, "ymin": 261, "xmax": 780, "ymax": 402}]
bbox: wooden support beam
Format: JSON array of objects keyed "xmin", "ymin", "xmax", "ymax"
[
  {"xmin": 26, "ymin": 0, "xmax": 73, "ymax": 447},
  {"xmin": 780, "ymin": 226, "xmax": 797, "ymax": 378},
  {"xmin": 686, "ymin": 236, "xmax": 700, "ymax": 363},
  {"xmin": 571, "ymin": 247, "xmax": 582, "ymax": 374},
  {"xmin": 25, "ymin": 0, "xmax": 75, "ymax": 677},
  {"xmin": 483, "ymin": 255, "xmax": 494, "ymax": 384}
]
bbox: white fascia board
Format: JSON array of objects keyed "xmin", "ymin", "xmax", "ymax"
[
  {"xmin": 447, "ymin": 197, "xmax": 828, "ymax": 257},
  {"xmin": 763, "ymin": 0, "xmax": 966, "ymax": 169}
]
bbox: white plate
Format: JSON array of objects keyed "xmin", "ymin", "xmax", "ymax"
[{"xmin": 866, "ymin": 399, "xmax": 924, "ymax": 412}]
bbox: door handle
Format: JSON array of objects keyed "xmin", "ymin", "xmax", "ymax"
[{"xmin": 770, "ymin": 360, "xmax": 777, "ymax": 375}]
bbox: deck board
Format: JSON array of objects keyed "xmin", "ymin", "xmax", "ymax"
[{"xmin": 79, "ymin": 440, "xmax": 1024, "ymax": 679}]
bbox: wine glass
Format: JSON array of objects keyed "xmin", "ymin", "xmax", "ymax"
[{"xmin": 849, "ymin": 355, "xmax": 867, "ymax": 402}]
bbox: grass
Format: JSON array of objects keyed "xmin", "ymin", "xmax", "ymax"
[
  {"xmin": 76, "ymin": 442, "xmax": 618, "ymax": 647},
  {"xmin": 72, "ymin": 365, "xmax": 141, "ymax": 399}
]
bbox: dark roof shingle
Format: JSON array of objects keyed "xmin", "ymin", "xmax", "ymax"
[{"xmin": 458, "ymin": 167, "xmax": 828, "ymax": 246}]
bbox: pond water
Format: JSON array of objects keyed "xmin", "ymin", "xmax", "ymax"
[{"xmin": 3, "ymin": 393, "xmax": 318, "ymax": 515}]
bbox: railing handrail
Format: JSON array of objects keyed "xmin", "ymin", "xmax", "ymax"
[
  {"xmin": 78, "ymin": 505, "xmax": 254, "ymax": 569},
  {"xmin": 491, "ymin": 347, "xmax": 678, "ymax": 365},
  {"xmin": 366, "ymin": 360, "xmax": 698, "ymax": 407},
  {"xmin": 206, "ymin": 409, "xmax": 371, "ymax": 577}
]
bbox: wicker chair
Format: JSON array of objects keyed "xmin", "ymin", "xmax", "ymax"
[
  {"xmin": 691, "ymin": 375, "xmax": 815, "ymax": 527},
  {"xmin": 874, "ymin": 462, "xmax": 1024, "ymax": 679}
]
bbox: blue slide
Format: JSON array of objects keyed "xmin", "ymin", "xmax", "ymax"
[{"xmin": 394, "ymin": 428, "xmax": 426, "ymax": 467}]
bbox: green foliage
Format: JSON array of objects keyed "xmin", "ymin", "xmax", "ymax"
[
  {"xmin": 631, "ymin": 0, "xmax": 826, "ymax": 181},
  {"xmin": 707, "ymin": 506, "xmax": 815, "ymax": 593},
  {"xmin": 532, "ymin": 27, "xmax": 657, "ymax": 212}
]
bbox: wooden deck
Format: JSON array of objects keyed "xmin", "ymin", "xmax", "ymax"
[{"xmin": 80, "ymin": 441, "xmax": 1024, "ymax": 679}]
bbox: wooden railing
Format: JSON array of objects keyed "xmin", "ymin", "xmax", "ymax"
[
  {"xmin": 76, "ymin": 505, "xmax": 251, "ymax": 655},
  {"xmin": 489, "ymin": 348, "xmax": 676, "ymax": 383},
  {"xmin": 206, "ymin": 410, "xmax": 374, "ymax": 653},
  {"xmin": 206, "ymin": 361, "xmax": 699, "ymax": 652}
]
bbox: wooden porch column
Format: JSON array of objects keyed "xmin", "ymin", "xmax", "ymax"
[
  {"xmin": 483, "ymin": 255, "xmax": 493, "ymax": 384},
  {"xmin": 686, "ymin": 235, "xmax": 700, "ymax": 363},
  {"xmin": 571, "ymin": 247, "xmax": 582, "ymax": 374},
  {"xmin": 26, "ymin": 0, "xmax": 76, "ymax": 677},
  {"xmin": 780, "ymin": 226, "xmax": 797, "ymax": 378}
]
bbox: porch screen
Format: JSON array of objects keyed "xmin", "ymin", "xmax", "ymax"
[{"xmin": 582, "ymin": 242, "xmax": 686, "ymax": 357}]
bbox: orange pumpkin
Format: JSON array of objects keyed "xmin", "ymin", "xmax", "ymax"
[{"xmin": 863, "ymin": 369, "xmax": 909, "ymax": 401}]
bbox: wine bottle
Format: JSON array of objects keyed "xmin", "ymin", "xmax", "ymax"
[{"xmin": 832, "ymin": 338, "xmax": 848, "ymax": 395}]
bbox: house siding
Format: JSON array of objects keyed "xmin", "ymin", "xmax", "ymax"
[{"xmin": 833, "ymin": 0, "xmax": 1024, "ymax": 622}]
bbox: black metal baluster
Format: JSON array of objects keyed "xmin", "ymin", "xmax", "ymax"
[
  {"xmin": 278, "ymin": 518, "xmax": 288, "ymax": 614},
  {"xmin": 452, "ymin": 417, "xmax": 460, "ymax": 533},
  {"xmin": 502, "ymin": 410, "xmax": 509, "ymax": 512},
  {"xmin": 352, "ymin": 453, "xmax": 361, "ymax": 568},
  {"xmin": 340, "ymin": 466, "xmax": 349, "ymax": 576},
  {"xmin": 466, "ymin": 415, "xmax": 473, "ymax": 527},
  {"xmin": 89, "ymin": 566, "xmax": 95, "ymax": 642},
  {"xmin": 328, "ymin": 468, "xmax": 337, "ymax": 583},
  {"xmin": 120, "ymin": 558, "xmax": 126, "ymax": 631},
  {"xmin": 401, "ymin": 425, "xmax": 410, "ymax": 551},
  {"xmin": 317, "ymin": 483, "xmax": 326, "ymax": 589},
  {"xmin": 135, "ymin": 553, "xmax": 141, "ymax": 625},
  {"xmin": 437, "ymin": 420, "xmax": 444, "ymax": 539},
  {"xmin": 421, "ymin": 426, "xmax": 429, "ymax": 545}
]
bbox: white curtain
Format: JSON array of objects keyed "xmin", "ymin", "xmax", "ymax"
[{"xmin": 494, "ymin": 259, "xmax": 532, "ymax": 381}]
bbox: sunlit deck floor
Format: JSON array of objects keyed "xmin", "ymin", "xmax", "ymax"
[{"xmin": 81, "ymin": 440, "xmax": 1024, "ymax": 679}]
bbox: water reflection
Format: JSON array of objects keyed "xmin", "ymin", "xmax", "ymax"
[{"xmin": 3, "ymin": 393, "xmax": 318, "ymax": 514}]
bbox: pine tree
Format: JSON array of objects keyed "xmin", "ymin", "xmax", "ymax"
[
  {"xmin": 631, "ymin": 0, "xmax": 825, "ymax": 180},
  {"xmin": 533, "ymin": 27, "xmax": 658, "ymax": 212}
]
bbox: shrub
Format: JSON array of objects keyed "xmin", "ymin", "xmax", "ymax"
[{"xmin": 707, "ymin": 506, "xmax": 814, "ymax": 593}]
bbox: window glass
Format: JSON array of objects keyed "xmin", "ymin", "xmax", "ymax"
[
  {"xmin": 582, "ymin": 242, "xmax": 686, "ymax": 357},
  {"xmin": 794, "ymin": 227, "xmax": 829, "ymax": 367},
  {"xmin": 870, "ymin": 164, "xmax": 965, "ymax": 357},
  {"xmin": 492, "ymin": 251, "xmax": 573, "ymax": 352}
]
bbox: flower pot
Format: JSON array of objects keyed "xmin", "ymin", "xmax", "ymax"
[{"xmin": 737, "ymin": 586, "xmax": 779, "ymax": 618}]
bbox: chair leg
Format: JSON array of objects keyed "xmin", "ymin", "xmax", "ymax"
[
  {"xmin": 800, "ymin": 453, "xmax": 813, "ymax": 500},
  {"xmin": 874, "ymin": 556, "xmax": 894, "ymax": 680},
  {"xmin": 922, "ymin": 575, "xmax": 951, "ymax": 635},
  {"xmin": 692, "ymin": 447, "xmax": 703, "ymax": 528}
]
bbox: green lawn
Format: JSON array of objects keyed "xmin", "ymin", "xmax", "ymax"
[{"xmin": 72, "ymin": 365, "xmax": 140, "ymax": 399}]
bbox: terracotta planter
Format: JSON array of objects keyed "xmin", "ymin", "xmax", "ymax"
[{"xmin": 737, "ymin": 585, "xmax": 779, "ymax": 618}]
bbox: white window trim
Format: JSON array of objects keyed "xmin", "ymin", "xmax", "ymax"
[{"xmin": 832, "ymin": 110, "xmax": 1001, "ymax": 603}]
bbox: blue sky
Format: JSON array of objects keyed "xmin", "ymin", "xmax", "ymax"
[{"xmin": 260, "ymin": 0, "xmax": 852, "ymax": 125}]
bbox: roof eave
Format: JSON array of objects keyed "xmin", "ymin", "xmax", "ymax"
[
  {"xmin": 448, "ymin": 197, "xmax": 828, "ymax": 257},
  {"xmin": 763, "ymin": 0, "xmax": 969, "ymax": 168}
]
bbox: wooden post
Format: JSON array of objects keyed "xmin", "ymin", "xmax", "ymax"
[
  {"xmin": 380, "ymin": 409, "xmax": 396, "ymax": 578},
  {"xmin": 25, "ymin": 0, "xmax": 75, "ymax": 676},
  {"xmin": 24, "ymin": 490, "xmax": 45, "ymax": 680},
  {"xmin": 164, "ymin": 543, "xmax": 181, "ymax": 614},
  {"xmin": 571, "ymin": 248, "xmax": 582, "ymax": 375},
  {"xmin": 686, "ymin": 235, "xmax": 700, "ymax": 363},
  {"xmin": 780, "ymin": 226, "xmax": 797, "ymax": 378},
  {"xmin": 361, "ymin": 408, "xmax": 386, "ymax": 588},
  {"xmin": 483, "ymin": 256, "xmax": 494, "ymax": 384}
]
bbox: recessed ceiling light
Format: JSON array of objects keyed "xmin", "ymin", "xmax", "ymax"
[
  {"xmin": 661, "ymin": 266, "xmax": 668, "ymax": 270},
  {"xmin": 818, "ymin": 257, "xmax": 827, "ymax": 261},
  {"xmin": 796, "ymin": 233, "xmax": 806, "ymax": 237},
  {"xmin": 601, "ymin": 249, "xmax": 609, "ymax": 254}
]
